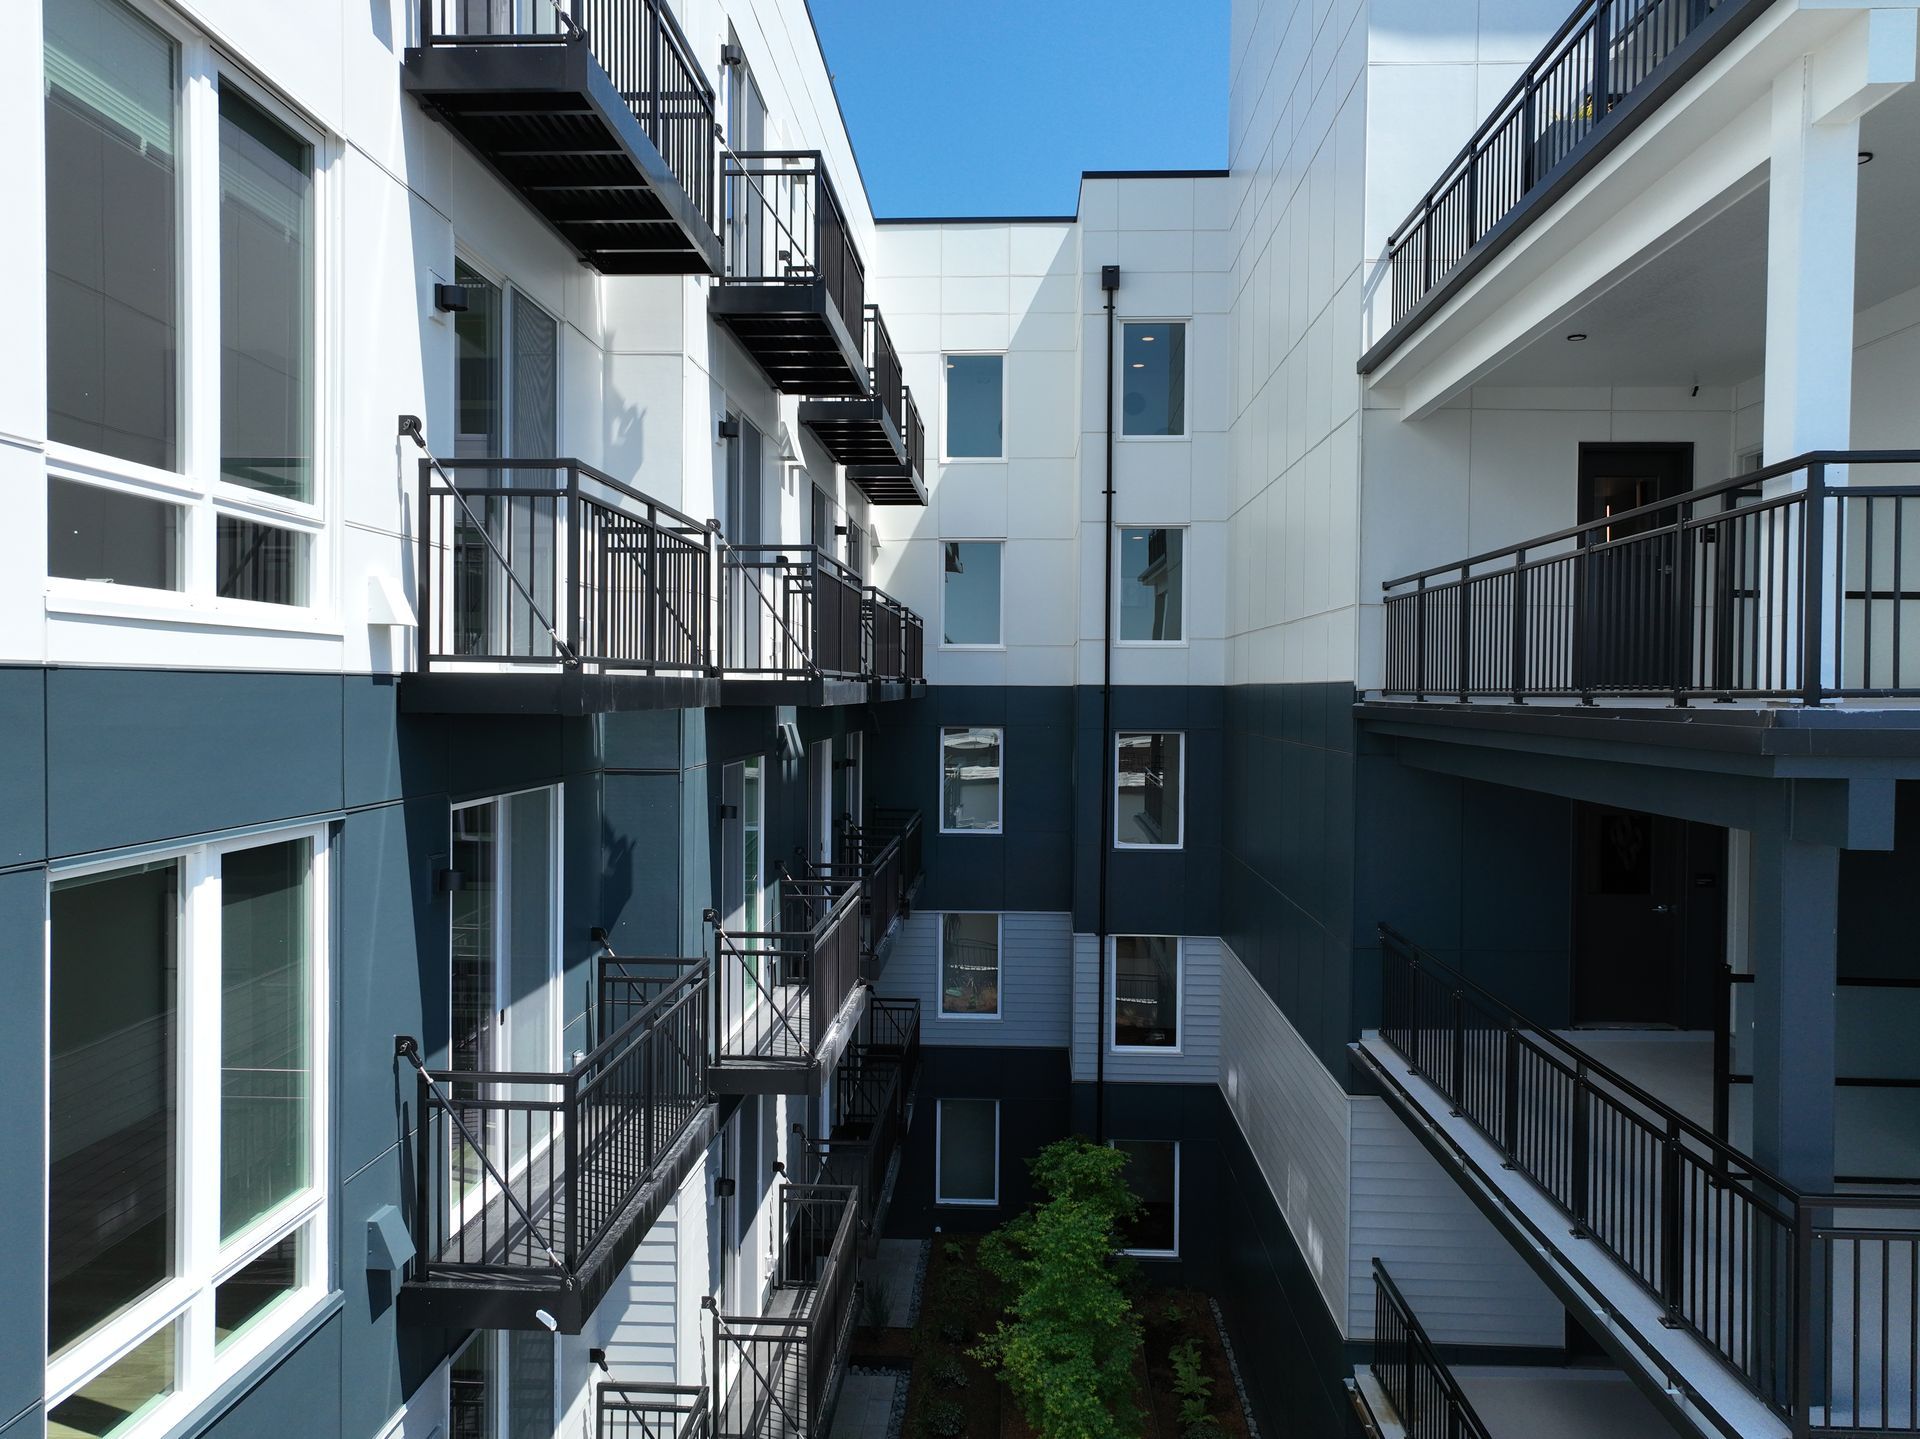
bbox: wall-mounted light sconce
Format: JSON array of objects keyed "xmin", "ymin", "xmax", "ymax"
[
  {"xmin": 435, "ymin": 867, "xmax": 465, "ymax": 892},
  {"xmin": 717, "ymin": 417, "xmax": 740, "ymax": 441},
  {"xmin": 714, "ymin": 1177, "xmax": 736, "ymax": 1198},
  {"xmin": 433, "ymin": 282, "xmax": 469, "ymax": 314},
  {"xmin": 720, "ymin": 43, "xmax": 744, "ymax": 68}
]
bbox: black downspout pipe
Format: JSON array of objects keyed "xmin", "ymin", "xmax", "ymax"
[{"xmin": 1095, "ymin": 265, "xmax": 1120, "ymax": 1144}]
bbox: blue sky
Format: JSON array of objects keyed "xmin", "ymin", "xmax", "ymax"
[{"xmin": 807, "ymin": 1, "xmax": 1229, "ymax": 218}]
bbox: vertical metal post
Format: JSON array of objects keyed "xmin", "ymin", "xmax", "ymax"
[
  {"xmin": 418, "ymin": 459, "xmax": 434, "ymax": 674},
  {"xmin": 566, "ymin": 465, "xmax": 584, "ymax": 669},
  {"xmin": 564, "ymin": 1070, "xmax": 581, "ymax": 1269},
  {"xmin": 1414, "ymin": 577, "xmax": 1429, "ymax": 701},
  {"xmin": 1521, "ymin": 72, "xmax": 1537, "ymax": 191},
  {"xmin": 1421, "ymin": 195, "xmax": 1435, "ymax": 295},
  {"xmin": 1660, "ymin": 1124, "xmax": 1684, "ymax": 1316},
  {"xmin": 1792, "ymin": 1202, "xmax": 1816, "ymax": 1438},
  {"xmin": 1802, "ymin": 462, "xmax": 1827, "ymax": 705},
  {"xmin": 1457, "ymin": 562, "xmax": 1473, "ymax": 702},
  {"xmin": 1449, "ymin": 987, "xmax": 1467, "ymax": 1113},
  {"xmin": 1592, "ymin": 0, "xmax": 1613, "ymax": 132},
  {"xmin": 413, "ymin": 1065, "xmax": 432, "ymax": 1280},
  {"xmin": 643, "ymin": 1013, "xmax": 657, "ymax": 1169},
  {"xmin": 1671, "ymin": 496, "xmax": 1693, "ymax": 705},
  {"xmin": 1511, "ymin": 550, "xmax": 1529, "ymax": 703},
  {"xmin": 1571, "ymin": 1064, "xmax": 1592, "ymax": 1234},
  {"xmin": 1502, "ymin": 1026, "xmax": 1522, "ymax": 1157}
]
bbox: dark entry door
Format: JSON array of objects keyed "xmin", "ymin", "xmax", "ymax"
[
  {"xmin": 1576, "ymin": 444, "xmax": 1692, "ymax": 692},
  {"xmin": 1573, "ymin": 804, "xmax": 1723, "ymax": 1027}
]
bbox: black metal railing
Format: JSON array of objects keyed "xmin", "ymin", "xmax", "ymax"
[
  {"xmin": 707, "ymin": 878, "xmax": 863, "ymax": 1074},
  {"xmin": 597, "ymin": 1383, "xmax": 711, "ymax": 1439},
  {"xmin": 419, "ymin": 0, "xmax": 716, "ymax": 234},
  {"xmin": 597, "ymin": 954, "xmax": 707, "ymax": 1043},
  {"xmin": 722, "ymin": 545, "xmax": 864, "ymax": 679},
  {"xmin": 1377, "ymin": 924, "xmax": 1920, "ymax": 1434},
  {"xmin": 899, "ymin": 386, "xmax": 925, "ymax": 481},
  {"xmin": 1382, "ymin": 0, "xmax": 1764, "ymax": 331},
  {"xmin": 862, "ymin": 588, "xmax": 925, "ymax": 683},
  {"xmin": 802, "ymin": 812, "xmax": 922, "ymax": 973},
  {"xmin": 721, "ymin": 151, "xmax": 865, "ymax": 344},
  {"xmin": 809, "ymin": 1034, "xmax": 907, "ymax": 1230},
  {"xmin": 403, "ymin": 961, "xmax": 709, "ymax": 1285},
  {"xmin": 1370, "ymin": 1261, "xmax": 1493, "ymax": 1439},
  {"xmin": 1380, "ymin": 451, "xmax": 1920, "ymax": 706},
  {"xmin": 865, "ymin": 307, "xmax": 904, "ymax": 439},
  {"xmin": 417, "ymin": 456, "xmax": 714, "ymax": 676},
  {"xmin": 713, "ymin": 1184, "xmax": 860, "ymax": 1439}
]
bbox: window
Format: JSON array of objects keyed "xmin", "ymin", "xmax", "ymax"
[
  {"xmin": 1114, "ymin": 733, "xmax": 1183, "ymax": 849},
  {"xmin": 1117, "ymin": 528, "xmax": 1185, "ymax": 643},
  {"xmin": 939, "ymin": 726, "xmax": 1002, "ymax": 834},
  {"xmin": 1111, "ymin": 936, "xmax": 1180, "ymax": 1050},
  {"xmin": 940, "ymin": 913, "xmax": 1001, "ymax": 1017},
  {"xmin": 448, "ymin": 1331, "xmax": 556, "ymax": 1439},
  {"xmin": 47, "ymin": 828, "xmax": 328, "ymax": 1435},
  {"xmin": 44, "ymin": 0, "xmax": 326, "ymax": 610},
  {"xmin": 1113, "ymin": 1141, "xmax": 1179, "ymax": 1256},
  {"xmin": 1121, "ymin": 323, "xmax": 1187, "ymax": 437},
  {"xmin": 944, "ymin": 354, "xmax": 1003, "ymax": 460},
  {"xmin": 935, "ymin": 1100, "xmax": 999, "ymax": 1206},
  {"xmin": 942, "ymin": 541, "xmax": 1003, "ymax": 647}
]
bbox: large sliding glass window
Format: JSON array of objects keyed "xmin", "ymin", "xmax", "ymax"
[
  {"xmin": 47, "ymin": 829, "xmax": 327, "ymax": 1437},
  {"xmin": 44, "ymin": 0, "xmax": 327, "ymax": 611},
  {"xmin": 449, "ymin": 1332, "xmax": 556, "ymax": 1439}
]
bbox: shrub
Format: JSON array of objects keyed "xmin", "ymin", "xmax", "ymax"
[
  {"xmin": 859, "ymin": 1276, "xmax": 892, "ymax": 1330},
  {"xmin": 1183, "ymin": 1422, "xmax": 1228, "ymax": 1439},
  {"xmin": 921, "ymin": 1398, "xmax": 966, "ymax": 1438},
  {"xmin": 930, "ymin": 1356, "xmax": 970, "ymax": 1390},
  {"xmin": 1169, "ymin": 1337, "xmax": 1213, "ymax": 1428},
  {"xmin": 972, "ymin": 1138, "xmax": 1143, "ymax": 1439},
  {"xmin": 937, "ymin": 1315, "xmax": 969, "ymax": 1345}
]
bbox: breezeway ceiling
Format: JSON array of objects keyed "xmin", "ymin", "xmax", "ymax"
[{"xmin": 1472, "ymin": 79, "xmax": 1920, "ymax": 391}]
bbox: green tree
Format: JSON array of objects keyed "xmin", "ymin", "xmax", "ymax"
[{"xmin": 973, "ymin": 1139, "xmax": 1142, "ymax": 1439}]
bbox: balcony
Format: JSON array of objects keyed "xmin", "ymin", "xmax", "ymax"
[
  {"xmin": 403, "ymin": 0, "xmax": 721, "ymax": 275},
  {"xmin": 1352, "ymin": 926, "xmax": 1920, "ymax": 1439},
  {"xmin": 1361, "ymin": 0, "xmax": 1773, "ymax": 370},
  {"xmin": 707, "ymin": 878, "xmax": 867, "ymax": 1095},
  {"xmin": 597, "ymin": 1384, "xmax": 710, "ymax": 1439},
  {"xmin": 799, "ymin": 308, "xmax": 929, "ymax": 507},
  {"xmin": 801, "ymin": 810, "xmax": 923, "ymax": 975},
  {"xmin": 1374, "ymin": 451, "xmax": 1920, "ymax": 711},
  {"xmin": 805, "ymin": 998, "xmax": 920, "ymax": 1237},
  {"xmin": 406, "ymin": 451, "xmax": 720, "ymax": 715},
  {"xmin": 710, "ymin": 153, "xmax": 868, "ymax": 396},
  {"xmin": 395, "ymin": 961, "xmax": 715, "ymax": 1331},
  {"xmin": 721, "ymin": 546, "xmax": 925, "ymax": 703},
  {"xmin": 1351, "ymin": 1261, "xmax": 1673, "ymax": 1439},
  {"xmin": 711, "ymin": 1185, "xmax": 861, "ymax": 1439}
]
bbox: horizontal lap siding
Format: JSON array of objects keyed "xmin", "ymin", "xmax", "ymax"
[
  {"xmin": 874, "ymin": 910, "xmax": 1070, "ymax": 1048},
  {"xmin": 1217, "ymin": 944, "xmax": 1350, "ymax": 1327},
  {"xmin": 1347, "ymin": 1098, "xmax": 1563, "ymax": 1347},
  {"xmin": 599, "ymin": 1198, "xmax": 680, "ymax": 1383},
  {"xmin": 1070, "ymin": 935, "xmax": 1222, "ymax": 1084}
]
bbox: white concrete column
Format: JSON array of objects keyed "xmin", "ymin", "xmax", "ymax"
[{"xmin": 1762, "ymin": 58, "xmax": 1861, "ymax": 462}]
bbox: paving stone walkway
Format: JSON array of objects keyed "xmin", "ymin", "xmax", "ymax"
[{"xmin": 827, "ymin": 1369, "xmax": 906, "ymax": 1439}]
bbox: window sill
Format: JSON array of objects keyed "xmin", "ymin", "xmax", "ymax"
[
  {"xmin": 151, "ymin": 1290, "xmax": 345, "ymax": 1439},
  {"xmin": 938, "ymin": 829, "xmax": 1004, "ymax": 837},
  {"xmin": 940, "ymin": 644, "xmax": 1007, "ymax": 652},
  {"xmin": 46, "ymin": 589, "xmax": 346, "ymax": 639},
  {"xmin": 936, "ymin": 1011, "xmax": 1004, "ymax": 1021}
]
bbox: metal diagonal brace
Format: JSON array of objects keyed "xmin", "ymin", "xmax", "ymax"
[
  {"xmin": 399, "ymin": 416, "xmax": 579, "ymax": 665},
  {"xmin": 395, "ymin": 1034, "xmax": 572, "ymax": 1282}
]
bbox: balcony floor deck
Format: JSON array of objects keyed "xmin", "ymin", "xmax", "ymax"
[
  {"xmin": 713, "ymin": 982, "xmax": 867, "ymax": 1095},
  {"xmin": 1354, "ymin": 1365, "xmax": 1678, "ymax": 1439}
]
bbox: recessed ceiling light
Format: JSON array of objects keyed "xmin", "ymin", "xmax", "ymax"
[
  {"xmin": 1566, "ymin": 332, "xmax": 1588, "ymax": 342},
  {"xmin": 1860, "ymin": 150, "xmax": 1875, "ymax": 165}
]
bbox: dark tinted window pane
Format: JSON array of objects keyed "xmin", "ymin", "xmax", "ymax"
[
  {"xmin": 1116, "ymin": 1140, "xmax": 1177, "ymax": 1253},
  {"xmin": 942, "ymin": 541, "xmax": 1002, "ymax": 645},
  {"xmin": 512, "ymin": 294, "xmax": 557, "ymax": 457},
  {"xmin": 45, "ymin": 0, "xmax": 179, "ymax": 470},
  {"xmin": 219, "ymin": 86, "xmax": 312, "ymax": 501},
  {"xmin": 1122, "ymin": 323, "xmax": 1186, "ymax": 436},
  {"xmin": 456, "ymin": 263, "xmax": 502, "ymax": 460},
  {"xmin": 1115, "ymin": 733, "xmax": 1182, "ymax": 847},
  {"xmin": 506, "ymin": 1331, "xmax": 554, "ymax": 1439},
  {"xmin": 1113, "ymin": 935, "xmax": 1179, "ymax": 1048},
  {"xmin": 944, "ymin": 354, "xmax": 1002, "ymax": 459},
  {"xmin": 217, "ymin": 515, "xmax": 308, "ymax": 605},
  {"xmin": 48, "ymin": 477, "xmax": 181, "ymax": 589},
  {"xmin": 941, "ymin": 912, "xmax": 999, "ymax": 1015},
  {"xmin": 49, "ymin": 861, "xmax": 178, "ymax": 1354},
  {"xmin": 221, "ymin": 840, "xmax": 311, "ymax": 1239},
  {"xmin": 1119, "ymin": 528, "xmax": 1184, "ymax": 641},
  {"xmin": 937, "ymin": 1100, "xmax": 997, "ymax": 1203},
  {"xmin": 214, "ymin": 1231, "xmax": 299, "ymax": 1348}
]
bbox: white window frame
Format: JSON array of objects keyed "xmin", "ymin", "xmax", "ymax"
[
  {"xmin": 940, "ymin": 352, "xmax": 1008, "ymax": 463},
  {"xmin": 1113, "ymin": 731, "xmax": 1185, "ymax": 851},
  {"xmin": 1116, "ymin": 320, "xmax": 1191, "ymax": 442},
  {"xmin": 44, "ymin": 822, "xmax": 333, "ymax": 1432},
  {"xmin": 43, "ymin": 0, "xmax": 341, "ymax": 632},
  {"xmin": 445, "ymin": 1330, "xmax": 561, "ymax": 1439},
  {"xmin": 938, "ymin": 911, "xmax": 1003, "ymax": 1020},
  {"xmin": 938, "ymin": 725, "xmax": 1004, "ymax": 836},
  {"xmin": 1113, "ymin": 526, "xmax": 1189, "ymax": 647},
  {"xmin": 1108, "ymin": 934, "xmax": 1184, "ymax": 1054},
  {"xmin": 934, "ymin": 1099, "xmax": 1001, "ymax": 1207},
  {"xmin": 939, "ymin": 538, "xmax": 1006, "ymax": 650},
  {"xmin": 1110, "ymin": 1139, "xmax": 1181, "ymax": 1258}
]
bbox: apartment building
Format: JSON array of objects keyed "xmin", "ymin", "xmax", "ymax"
[{"xmin": 8, "ymin": 1, "xmax": 1920, "ymax": 1439}]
